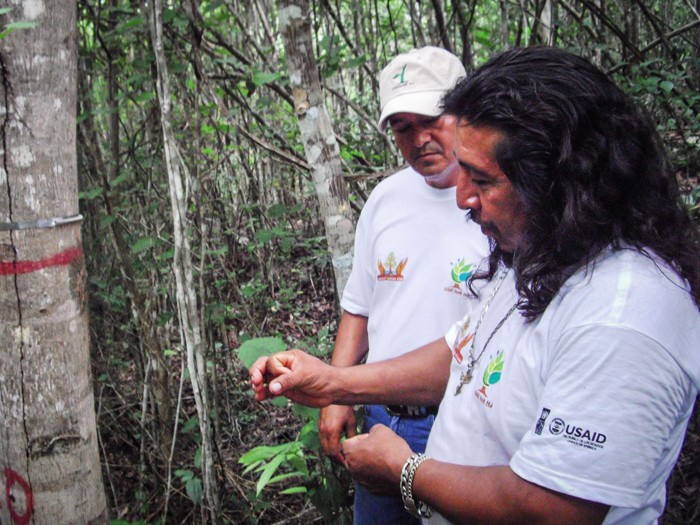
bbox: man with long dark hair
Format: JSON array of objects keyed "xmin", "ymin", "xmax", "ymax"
[{"xmin": 250, "ymin": 47, "xmax": 700, "ymax": 524}]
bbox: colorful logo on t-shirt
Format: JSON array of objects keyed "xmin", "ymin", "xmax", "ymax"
[
  {"xmin": 474, "ymin": 352, "xmax": 504, "ymax": 409},
  {"xmin": 480, "ymin": 352, "xmax": 504, "ymax": 395},
  {"xmin": 452, "ymin": 316, "xmax": 474, "ymax": 364},
  {"xmin": 445, "ymin": 259, "xmax": 476, "ymax": 295},
  {"xmin": 377, "ymin": 251, "xmax": 407, "ymax": 281}
]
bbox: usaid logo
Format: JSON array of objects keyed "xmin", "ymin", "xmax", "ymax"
[{"xmin": 547, "ymin": 416, "xmax": 607, "ymax": 450}]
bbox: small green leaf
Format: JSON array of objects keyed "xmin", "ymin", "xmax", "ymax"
[
  {"xmin": 181, "ymin": 416, "xmax": 199, "ymax": 434},
  {"xmin": 659, "ymin": 80, "xmax": 674, "ymax": 94},
  {"xmin": 79, "ymin": 187, "xmax": 104, "ymax": 200},
  {"xmin": 267, "ymin": 203, "xmax": 288, "ymax": 218},
  {"xmin": 186, "ymin": 477, "xmax": 203, "ymax": 505},
  {"xmin": 131, "ymin": 237, "xmax": 155, "ymax": 254},
  {"xmin": 280, "ymin": 486, "xmax": 308, "ymax": 495},
  {"xmin": 347, "ymin": 55, "xmax": 368, "ymax": 68},
  {"xmin": 288, "ymin": 453, "xmax": 309, "ymax": 476},
  {"xmin": 271, "ymin": 396, "xmax": 289, "ymax": 407},
  {"xmin": 6, "ymin": 21, "xmax": 34, "ymax": 30},
  {"xmin": 268, "ymin": 472, "xmax": 303, "ymax": 484},
  {"xmin": 110, "ymin": 173, "xmax": 129, "ymax": 187},
  {"xmin": 239, "ymin": 443, "xmax": 292, "ymax": 466},
  {"xmin": 175, "ymin": 469, "xmax": 193, "ymax": 482},
  {"xmin": 100, "ymin": 215, "xmax": 117, "ymax": 228},
  {"xmin": 252, "ymin": 72, "xmax": 280, "ymax": 86},
  {"xmin": 256, "ymin": 453, "xmax": 286, "ymax": 495}
]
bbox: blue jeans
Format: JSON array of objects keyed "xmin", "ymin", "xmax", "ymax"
[{"xmin": 353, "ymin": 404, "xmax": 435, "ymax": 525}]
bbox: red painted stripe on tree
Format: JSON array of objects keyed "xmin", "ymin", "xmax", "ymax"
[{"xmin": 0, "ymin": 246, "xmax": 82, "ymax": 275}]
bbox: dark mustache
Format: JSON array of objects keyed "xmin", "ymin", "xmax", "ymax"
[{"xmin": 412, "ymin": 143, "xmax": 442, "ymax": 159}]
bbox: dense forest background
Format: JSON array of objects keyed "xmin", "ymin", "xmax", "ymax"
[{"xmin": 72, "ymin": 0, "xmax": 699, "ymax": 523}]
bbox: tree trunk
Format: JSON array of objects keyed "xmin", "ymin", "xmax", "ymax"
[
  {"xmin": 278, "ymin": 0, "xmax": 355, "ymax": 299},
  {"xmin": 147, "ymin": 0, "xmax": 220, "ymax": 521},
  {"xmin": 0, "ymin": 1, "xmax": 107, "ymax": 524}
]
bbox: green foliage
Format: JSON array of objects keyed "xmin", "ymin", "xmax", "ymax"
[
  {"xmin": 175, "ymin": 469, "xmax": 203, "ymax": 505},
  {"xmin": 239, "ymin": 406, "xmax": 353, "ymax": 523},
  {"xmin": 240, "ymin": 441, "xmax": 308, "ymax": 496},
  {"xmin": 237, "ymin": 336, "xmax": 288, "ymax": 369}
]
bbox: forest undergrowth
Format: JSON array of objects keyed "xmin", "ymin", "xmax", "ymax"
[{"xmin": 92, "ymin": 264, "xmax": 339, "ymax": 524}]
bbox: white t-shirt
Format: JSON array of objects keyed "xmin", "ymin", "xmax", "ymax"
[
  {"xmin": 341, "ymin": 167, "xmax": 489, "ymax": 363},
  {"xmin": 427, "ymin": 248, "xmax": 700, "ymax": 524}
]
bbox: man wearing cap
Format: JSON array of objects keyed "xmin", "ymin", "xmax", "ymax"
[{"xmin": 318, "ymin": 46, "xmax": 488, "ymax": 524}]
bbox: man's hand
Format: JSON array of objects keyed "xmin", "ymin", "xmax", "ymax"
[
  {"xmin": 249, "ymin": 349, "xmax": 336, "ymax": 407},
  {"xmin": 319, "ymin": 405, "xmax": 358, "ymax": 464},
  {"xmin": 342, "ymin": 424, "xmax": 412, "ymax": 495}
]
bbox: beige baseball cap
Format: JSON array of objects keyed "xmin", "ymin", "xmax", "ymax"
[{"xmin": 378, "ymin": 46, "xmax": 466, "ymax": 131}]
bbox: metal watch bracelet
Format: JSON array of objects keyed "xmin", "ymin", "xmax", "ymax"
[{"xmin": 399, "ymin": 453, "xmax": 433, "ymax": 519}]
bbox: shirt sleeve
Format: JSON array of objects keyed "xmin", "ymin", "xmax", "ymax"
[
  {"xmin": 340, "ymin": 206, "xmax": 373, "ymax": 316},
  {"xmin": 510, "ymin": 323, "xmax": 695, "ymax": 508}
]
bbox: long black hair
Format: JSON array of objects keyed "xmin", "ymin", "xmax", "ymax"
[{"xmin": 443, "ymin": 46, "xmax": 700, "ymax": 320}]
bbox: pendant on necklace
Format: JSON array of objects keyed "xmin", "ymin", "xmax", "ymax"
[{"xmin": 454, "ymin": 369, "xmax": 473, "ymax": 395}]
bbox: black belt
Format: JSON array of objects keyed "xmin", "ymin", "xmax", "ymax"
[{"xmin": 385, "ymin": 405, "xmax": 438, "ymax": 418}]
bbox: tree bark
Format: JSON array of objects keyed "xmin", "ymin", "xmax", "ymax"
[
  {"xmin": 278, "ymin": 0, "xmax": 355, "ymax": 299},
  {"xmin": 0, "ymin": 1, "xmax": 107, "ymax": 523}
]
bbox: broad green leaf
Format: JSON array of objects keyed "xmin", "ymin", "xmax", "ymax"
[
  {"xmin": 293, "ymin": 404, "xmax": 319, "ymax": 420},
  {"xmin": 237, "ymin": 336, "xmax": 287, "ymax": 368}
]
